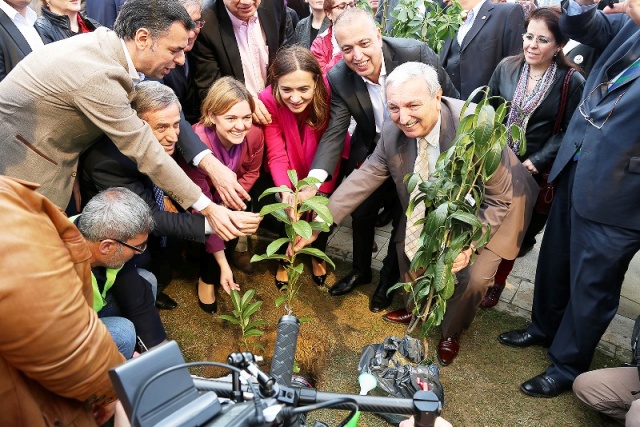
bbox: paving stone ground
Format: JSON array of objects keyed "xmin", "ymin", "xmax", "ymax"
[{"xmin": 321, "ymin": 218, "xmax": 640, "ymax": 362}]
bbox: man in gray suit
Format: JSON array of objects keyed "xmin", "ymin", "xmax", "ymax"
[
  {"xmin": 302, "ymin": 8, "xmax": 458, "ymax": 313},
  {"xmin": 295, "ymin": 62, "xmax": 537, "ymax": 366},
  {"xmin": 0, "ymin": 0, "xmax": 44, "ymax": 81},
  {"xmin": 0, "ymin": 0, "xmax": 261, "ymax": 241}
]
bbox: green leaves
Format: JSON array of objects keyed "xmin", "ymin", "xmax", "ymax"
[
  {"xmin": 254, "ymin": 170, "xmax": 336, "ymax": 315},
  {"xmin": 389, "ymin": 0, "xmax": 462, "ymax": 54},
  {"xmin": 403, "ymin": 89, "xmax": 522, "ymax": 339},
  {"xmin": 220, "ymin": 289, "xmax": 266, "ymax": 353}
]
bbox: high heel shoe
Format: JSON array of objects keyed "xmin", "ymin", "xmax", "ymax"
[
  {"xmin": 311, "ymin": 258, "xmax": 327, "ymax": 287},
  {"xmin": 196, "ymin": 280, "xmax": 217, "ymax": 314},
  {"xmin": 275, "ymin": 260, "xmax": 289, "ymax": 290}
]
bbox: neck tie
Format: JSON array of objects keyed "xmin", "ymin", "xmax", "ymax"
[
  {"xmin": 153, "ymin": 185, "xmax": 168, "ymax": 247},
  {"xmin": 405, "ymin": 138, "xmax": 431, "ymax": 261},
  {"xmin": 608, "ymin": 58, "xmax": 640, "ymax": 92}
]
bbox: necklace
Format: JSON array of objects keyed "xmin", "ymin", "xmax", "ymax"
[{"xmin": 528, "ymin": 73, "xmax": 543, "ymax": 81}]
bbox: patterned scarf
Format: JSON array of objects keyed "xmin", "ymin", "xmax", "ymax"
[{"xmin": 506, "ymin": 62, "xmax": 557, "ymax": 154}]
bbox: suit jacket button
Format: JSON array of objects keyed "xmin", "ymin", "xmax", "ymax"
[{"xmin": 71, "ymin": 171, "xmax": 77, "ymax": 177}]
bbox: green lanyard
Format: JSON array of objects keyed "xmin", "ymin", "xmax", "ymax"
[{"xmin": 91, "ymin": 266, "xmax": 123, "ymax": 312}]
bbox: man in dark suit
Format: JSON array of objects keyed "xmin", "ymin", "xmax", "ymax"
[
  {"xmin": 0, "ymin": 0, "xmax": 43, "ymax": 81},
  {"xmin": 190, "ymin": 0, "xmax": 289, "ymax": 125},
  {"xmin": 295, "ymin": 62, "xmax": 533, "ymax": 365},
  {"xmin": 440, "ymin": 0, "xmax": 525, "ymax": 100},
  {"xmin": 80, "ymin": 81, "xmax": 210, "ymax": 310},
  {"xmin": 303, "ymin": 8, "xmax": 458, "ymax": 313},
  {"xmin": 499, "ymin": 0, "xmax": 640, "ymax": 398},
  {"xmin": 160, "ymin": 0, "xmax": 204, "ymax": 124},
  {"xmin": 85, "ymin": 0, "xmax": 126, "ymax": 29}
]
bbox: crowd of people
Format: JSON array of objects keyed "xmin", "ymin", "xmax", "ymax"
[{"xmin": 1, "ymin": 0, "xmax": 640, "ymax": 425}]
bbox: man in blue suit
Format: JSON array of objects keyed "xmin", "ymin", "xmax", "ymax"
[{"xmin": 500, "ymin": 0, "xmax": 640, "ymax": 398}]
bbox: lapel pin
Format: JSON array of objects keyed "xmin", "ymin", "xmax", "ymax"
[{"xmin": 481, "ymin": 15, "xmax": 487, "ymax": 19}]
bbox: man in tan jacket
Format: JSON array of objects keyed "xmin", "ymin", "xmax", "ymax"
[
  {"xmin": 0, "ymin": 175, "xmax": 125, "ymax": 426},
  {"xmin": 0, "ymin": 0, "xmax": 260, "ymax": 241}
]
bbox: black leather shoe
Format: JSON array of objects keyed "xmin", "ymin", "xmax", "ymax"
[
  {"xmin": 369, "ymin": 281, "xmax": 393, "ymax": 312},
  {"xmin": 329, "ymin": 269, "xmax": 372, "ymax": 296},
  {"xmin": 155, "ymin": 292, "xmax": 178, "ymax": 310},
  {"xmin": 498, "ymin": 329, "xmax": 550, "ymax": 348},
  {"xmin": 520, "ymin": 374, "xmax": 569, "ymax": 398}
]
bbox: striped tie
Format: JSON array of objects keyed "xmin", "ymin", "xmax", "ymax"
[
  {"xmin": 405, "ymin": 138, "xmax": 431, "ymax": 261},
  {"xmin": 609, "ymin": 58, "xmax": 640, "ymax": 92},
  {"xmin": 153, "ymin": 185, "xmax": 168, "ymax": 247}
]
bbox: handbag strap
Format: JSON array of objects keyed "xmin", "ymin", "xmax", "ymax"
[{"xmin": 552, "ymin": 67, "xmax": 576, "ymax": 135}]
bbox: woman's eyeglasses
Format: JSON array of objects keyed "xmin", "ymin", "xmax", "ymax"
[{"xmin": 522, "ymin": 33, "xmax": 552, "ymax": 45}]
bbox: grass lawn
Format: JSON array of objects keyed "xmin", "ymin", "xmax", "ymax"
[{"xmin": 159, "ymin": 240, "xmax": 621, "ymax": 427}]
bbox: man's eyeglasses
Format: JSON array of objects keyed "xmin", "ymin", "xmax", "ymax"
[
  {"xmin": 332, "ymin": 1, "xmax": 357, "ymax": 10},
  {"xmin": 194, "ymin": 20, "xmax": 206, "ymax": 29},
  {"xmin": 578, "ymin": 82, "xmax": 626, "ymax": 129},
  {"xmin": 108, "ymin": 239, "xmax": 147, "ymax": 254},
  {"xmin": 522, "ymin": 33, "xmax": 552, "ymax": 45}
]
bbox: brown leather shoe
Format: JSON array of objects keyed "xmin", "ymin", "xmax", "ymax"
[
  {"xmin": 382, "ymin": 308, "xmax": 412, "ymax": 324},
  {"xmin": 437, "ymin": 336, "xmax": 460, "ymax": 366},
  {"xmin": 480, "ymin": 282, "xmax": 505, "ymax": 309}
]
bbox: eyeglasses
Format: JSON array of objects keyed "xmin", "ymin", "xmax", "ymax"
[
  {"xmin": 522, "ymin": 33, "xmax": 552, "ymax": 45},
  {"xmin": 331, "ymin": 1, "xmax": 357, "ymax": 10},
  {"xmin": 109, "ymin": 239, "xmax": 148, "ymax": 254},
  {"xmin": 194, "ymin": 19, "xmax": 206, "ymax": 29},
  {"xmin": 578, "ymin": 82, "xmax": 626, "ymax": 129}
]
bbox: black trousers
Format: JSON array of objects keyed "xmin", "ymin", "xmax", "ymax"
[
  {"xmin": 528, "ymin": 161, "xmax": 640, "ymax": 386},
  {"xmin": 350, "ymin": 176, "xmax": 400, "ymax": 283}
]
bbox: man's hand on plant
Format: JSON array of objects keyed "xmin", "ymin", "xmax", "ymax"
[
  {"xmin": 289, "ymin": 230, "xmax": 320, "ymax": 256},
  {"xmin": 199, "ymin": 154, "xmax": 249, "ymax": 210},
  {"xmin": 297, "ymin": 185, "xmax": 318, "ymax": 204},
  {"xmin": 451, "ymin": 247, "xmax": 473, "ymax": 274},
  {"xmin": 229, "ymin": 209, "xmax": 262, "ymax": 234},
  {"xmin": 201, "ymin": 203, "xmax": 261, "ymax": 241}
]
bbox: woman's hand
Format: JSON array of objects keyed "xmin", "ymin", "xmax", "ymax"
[
  {"xmin": 219, "ymin": 266, "xmax": 240, "ymax": 295},
  {"xmin": 522, "ymin": 159, "xmax": 539, "ymax": 175}
]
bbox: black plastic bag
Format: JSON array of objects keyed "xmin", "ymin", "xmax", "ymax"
[{"xmin": 358, "ymin": 335, "xmax": 444, "ymax": 425}]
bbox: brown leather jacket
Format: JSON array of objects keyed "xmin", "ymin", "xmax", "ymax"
[{"xmin": 0, "ymin": 177, "xmax": 125, "ymax": 426}]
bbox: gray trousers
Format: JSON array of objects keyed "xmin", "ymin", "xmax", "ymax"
[{"xmin": 573, "ymin": 367, "xmax": 640, "ymax": 426}]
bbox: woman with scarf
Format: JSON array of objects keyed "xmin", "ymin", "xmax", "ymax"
[
  {"xmin": 259, "ymin": 45, "xmax": 348, "ymax": 289},
  {"xmin": 182, "ymin": 77, "xmax": 264, "ymax": 313},
  {"xmin": 480, "ymin": 7, "xmax": 585, "ymax": 308}
]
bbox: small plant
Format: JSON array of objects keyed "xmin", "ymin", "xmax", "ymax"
[
  {"xmin": 389, "ymin": 88, "xmax": 526, "ymax": 343},
  {"xmin": 251, "ymin": 170, "xmax": 335, "ymax": 315},
  {"xmin": 384, "ymin": 0, "xmax": 463, "ymax": 54},
  {"xmin": 219, "ymin": 289, "xmax": 267, "ymax": 353}
]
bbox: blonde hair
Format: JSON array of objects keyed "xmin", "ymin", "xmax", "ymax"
[{"xmin": 200, "ymin": 77, "xmax": 255, "ymax": 128}]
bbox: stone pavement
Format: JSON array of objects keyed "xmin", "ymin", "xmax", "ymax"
[{"xmin": 323, "ymin": 216, "xmax": 640, "ymax": 363}]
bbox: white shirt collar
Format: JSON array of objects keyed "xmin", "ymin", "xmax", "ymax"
[
  {"xmin": 120, "ymin": 39, "xmax": 145, "ymax": 83},
  {"xmin": 423, "ymin": 116, "xmax": 441, "ymax": 148},
  {"xmin": 0, "ymin": 1, "xmax": 37, "ymax": 25}
]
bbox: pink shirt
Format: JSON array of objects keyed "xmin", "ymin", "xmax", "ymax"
[
  {"xmin": 227, "ymin": 9, "xmax": 269, "ymax": 97},
  {"xmin": 310, "ymin": 26, "xmax": 342, "ymax": 75}
]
